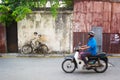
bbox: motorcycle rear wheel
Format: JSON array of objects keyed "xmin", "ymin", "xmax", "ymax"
[
  {"xmin": 62, "ymin": 59, "xmax": 76, "ymax": 73},
  {"xmin": 94, "ymin": 59, "xmax": 108, "ymax": 73}
]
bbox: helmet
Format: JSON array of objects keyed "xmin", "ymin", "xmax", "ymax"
[
  {"xmin": 88, "ymin": 31, "xmax": 95, "ymax": 36},
  {"xmin": 34, "ymin": 32, "xmax": 38, "ymax": 34}
]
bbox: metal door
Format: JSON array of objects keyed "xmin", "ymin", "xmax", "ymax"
[
  {"xmin": 0, "ymin": 24, "xmax": 6, "ymax": 53},
  {"xmin": 6, "ymin": 21, "xmax": 18, "ymax": 53},
  {"xmin": 91, "ymin": 27, "xmax": 103, "ymax": 52}
]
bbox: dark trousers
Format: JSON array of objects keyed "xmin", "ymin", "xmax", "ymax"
[{"xmin": 80, "ymin": 52, "xmax": 91, "ymax": 65}]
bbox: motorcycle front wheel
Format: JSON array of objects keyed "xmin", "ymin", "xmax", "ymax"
[
  {"xmin": 94, "ymin": 59, "xmax": 108, "ymax": 73},
  {"xmin": 62, "ymin": 59, "xmax": 76, "ymax": 73}
]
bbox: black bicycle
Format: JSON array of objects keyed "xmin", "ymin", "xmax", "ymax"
[{"xmin": 22, "ymin": 41, "xmax": 49, "ymax": 55}]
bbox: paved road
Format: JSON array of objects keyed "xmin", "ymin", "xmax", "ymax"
[{"xmin": 0, "ymin": 57, "xmax": 119, "ymax": 80}]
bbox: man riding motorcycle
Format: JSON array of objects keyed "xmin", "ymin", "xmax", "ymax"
[{"xmin": 79, "ymin": 31, "xmax": 97, "ymax": 68}]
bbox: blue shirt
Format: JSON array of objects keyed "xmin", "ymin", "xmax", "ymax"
[{"xmin": 87, "ymin": 37, "xmax": 97, "ymax": 56}]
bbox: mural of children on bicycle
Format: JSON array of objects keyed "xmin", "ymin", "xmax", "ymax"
[{"xmin": 21, "ymin": 32, "xmax": 49, "ymax": 54}]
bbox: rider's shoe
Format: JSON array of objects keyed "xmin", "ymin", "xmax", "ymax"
[{"xmin": 85, "ymin": 64, "xmax": 91, "ymax": 69}]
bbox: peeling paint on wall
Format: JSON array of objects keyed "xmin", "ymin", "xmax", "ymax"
[
  {"xmin": 73, "ymin": 0, "xmax": 120, "ymax": 53},
  {"xmin": 73, "ymin": 1, "xmax": 120, "ymax": 33}
]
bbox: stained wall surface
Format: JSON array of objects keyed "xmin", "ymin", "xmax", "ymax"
[
  {"xmin": 73, "ymin": 0, "xmax": 120, "ymax": 33},
  {"xmin": 18, "ymin": 11, "xmax": 73, "ymax": 53}
]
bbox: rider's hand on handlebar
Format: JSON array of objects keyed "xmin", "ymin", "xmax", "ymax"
[{"xmin": 79, "ymin": 45, "xmax": 90, "ymax": 50}]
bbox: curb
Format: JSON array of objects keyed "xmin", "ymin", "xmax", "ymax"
[
  {"xmin": 0, "ymin": 53, "xmax": 68, "ymax": 58},
  {"xmin": 0, "ymin": 53, "xmax": 120, "ymax": 58},
  {"xmin": 107, "ymin": 54, "xmax": 120, "ymax": 58}
]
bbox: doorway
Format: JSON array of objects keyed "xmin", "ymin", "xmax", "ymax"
[
  {"xmin": 0, "ymin": 24, "xmax": 6, "ymax": 53},
  {"xmin": 6, "ymin": 21, "xmax": 18, "ymax": 53}
]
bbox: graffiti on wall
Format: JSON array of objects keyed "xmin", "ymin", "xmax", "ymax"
[{"xmin": 110, "ymin": 33, "xmax": 120, "ymax": 44}]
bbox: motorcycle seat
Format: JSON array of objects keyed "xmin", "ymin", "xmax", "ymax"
[{"xmin": 88, "ymin": 52, "xmax": 107, "ymax": 58}]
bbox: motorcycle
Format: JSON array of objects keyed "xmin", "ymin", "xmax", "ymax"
[{"xmin": 62, "ymin": 44, "xmax": 108, "ymax": 73}]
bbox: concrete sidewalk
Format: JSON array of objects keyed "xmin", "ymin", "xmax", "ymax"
[
  {"xmin": 0, "ymin": 53, "xmax": 68, "ymax": 58},
  {"xmin": 0, "ymin": 53, "xmax": 120, "ymax": 58}
]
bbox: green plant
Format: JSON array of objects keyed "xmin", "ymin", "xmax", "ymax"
[{"xmin": 0, "ymin": 0, "xmax": 73, "ymax": 24}]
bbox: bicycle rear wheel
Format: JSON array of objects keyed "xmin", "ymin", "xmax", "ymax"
[
  {"xmin": 40, "ymin": 44, "xmax": 49, "ymax": 54},
  {"xmin": 22, "ymin": 45, "xmax": 33, "ymax": 54}
]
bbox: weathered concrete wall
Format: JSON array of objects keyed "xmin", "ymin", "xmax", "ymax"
[
  {"xmin": 18, "ymin": 11, "xmax": 73, "ymax": 53},
  {"xmin": 73, "ymin": 0, "xmax": 120, "ymax": 33}
]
